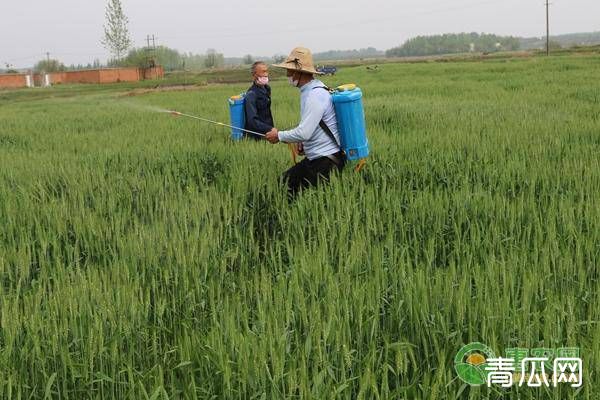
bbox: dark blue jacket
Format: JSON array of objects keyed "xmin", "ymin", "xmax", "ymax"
[{"xmin": 244, "ymin": 83, "xmax": 274, "ymax": 139}]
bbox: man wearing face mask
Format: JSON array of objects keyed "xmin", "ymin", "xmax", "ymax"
[
  {"xmin": 266, "ymin": 47, "xmax": 345, "ymax": 197},
  {"xmin": 244, "ymin": 61, "xmax": 274, "ymax": 140}
]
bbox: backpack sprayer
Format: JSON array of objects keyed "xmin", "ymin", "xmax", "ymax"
[{"xmin": 330, "ymin": 84, "xmax": 370, "ymax": 165}]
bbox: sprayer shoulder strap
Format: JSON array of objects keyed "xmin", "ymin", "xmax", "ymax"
[
  {"xmin": 318, "ymin": 120, "xmax": 340, "ymax": 148},
  {"xmin": 312, "ymin": 86, "xmax": 341, "ymax": 149},
  {"xmin": 313, "ymin": 85, "xmax": 334, "ymax": 94}
]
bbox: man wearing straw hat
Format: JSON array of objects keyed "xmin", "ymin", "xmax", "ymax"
[{"xmin": 265, "ymin": 47, "xmax": 345, "ymax": 197}]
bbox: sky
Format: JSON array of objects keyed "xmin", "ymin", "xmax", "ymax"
[{"xmin": 1, "ymin": 0, "xmax": 599, "ymax": 68}]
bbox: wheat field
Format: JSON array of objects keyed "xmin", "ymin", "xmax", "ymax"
[{"xmin": 0, "ymin": 55, "xmax": 598, "ymax": 399}]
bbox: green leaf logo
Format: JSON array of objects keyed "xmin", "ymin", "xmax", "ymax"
[{"xmin": 454, "ymin": 342, "xmax": 496, "ymax": 386}]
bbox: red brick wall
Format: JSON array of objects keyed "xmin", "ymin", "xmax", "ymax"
[
  {"xmin": 2, "ymin": 67, "xmax": 162, "ymax": 88},
  {"xmin": 50, "ymin": 69, "xmax": 140, "ymax": 84},
  {"xmin": 60, "ymin": 70, "xmax": 102, "ymax": 84},
  {"xmin": 0, "ymin": 74, "xmax": 28, "ymax": 88},
  {"xmin": 48, "ymin": 72, "xmax": 66, "ymax": 84},
  {"xmin": 143, "ymin": 66, "xmax": 164, "ymax": 80},
  {"xmin": 98, "ymin": 68, "xmax": 140, "ymax": 83}
]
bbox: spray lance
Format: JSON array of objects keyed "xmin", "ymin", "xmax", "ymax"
[
  {"xmin": 168, "ymin": 110, "xmax": 265, "ymax": 137},
  {"xmin": 168, "ymin": 110, "xmax": 299, "ymax": 164}
]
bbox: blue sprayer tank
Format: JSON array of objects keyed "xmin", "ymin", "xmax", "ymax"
[
  {"xmin": 331, "ymin": 84, "xmax": 369, "ymax": 161},
  {"xmin": 228, "ymin": 94, "xmax": 245, "ymax": 141}
]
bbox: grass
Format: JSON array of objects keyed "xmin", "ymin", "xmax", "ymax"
[{"xmin": 0, "ymin": 55, "xmax": 598, "ymax": 399}]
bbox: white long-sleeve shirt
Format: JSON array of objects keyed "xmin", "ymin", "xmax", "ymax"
[{"xmin": 278, "ymin": 79, "xmax": 341, "ymax": 160}]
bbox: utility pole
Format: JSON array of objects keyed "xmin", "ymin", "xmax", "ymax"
[
  {"xmin": 545, "ymin": 0, "xmax": 550, "ymax": 56},
  {"xmin": 145, "ymin": 34, "xmax": 157, "ymax": 51},
  {"xmin": 145, "ymin": 34, "xmax": 158, "ymax": 68},
  {"xmin": 46, "ymin": 52, "xmax": 50, "ymax": 63}
]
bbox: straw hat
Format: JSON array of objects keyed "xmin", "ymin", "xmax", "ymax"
[{"xmin": 272, "ymin": 47, "xmax": 322, "ymax": 75}]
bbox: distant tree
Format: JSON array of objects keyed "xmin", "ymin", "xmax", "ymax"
[
  {"xmin": 2, "ymin": 63, "xmax": 19, "ymax": 74},
  {"xmin": 181, "ymin": 53, "xmax": 206, "ymax": 70},
  {"xmin": 122, "ymin": 48, "xmax": 147, "ymax": 68},
  {"xmin": 243, "ymin": 54, "xmax": 254, "ymax": 65},
  {"xmin": 205, "ymin": 49, "xmax": 224, "ymax": 68},
  {"xmin": 123, "ymin": 46, "xmax": 183, "ymax": 71},
  {"xmin": 272, "ymin": 54, "xmax": 286, "ymax": 63},
  {"xmin": 34, "ymin": 59, "xmax": 66, "ymax": 73},
  {"xmin": 101, "ymin": 0, "xmax": 132, "ymax": 62},
  {"xmin": 548, "ymin": 40, "xmax": 563, "ymax": 50}
]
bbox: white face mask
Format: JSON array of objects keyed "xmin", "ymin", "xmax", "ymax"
[
  {"xmin": 288, "ymin": 76, "xmax": 299, "ymax": 87},
  {"xmin": 256, "ymin": 76, "xmax": 269, "ymax": 85}
]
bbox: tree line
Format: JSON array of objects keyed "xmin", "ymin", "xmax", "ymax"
[
  {"xmin": 28, "ymin": 49, "xmax": 255, "ymax": 73},
  {"xmin": 386, "ymin": 33, "xmax": 521, "ymax": 57},
  {"xmin": 117, "ymin": 47, "xmax": 225, "ymax": 70}
]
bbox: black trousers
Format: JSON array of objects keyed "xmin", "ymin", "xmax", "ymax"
[{"xmin": 282, "ymin": 152, "xmax": 345, "ymax": 198}]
